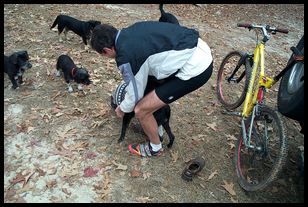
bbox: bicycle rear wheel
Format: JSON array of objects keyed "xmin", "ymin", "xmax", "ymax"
[
  {"xmin": 217, "ymin": 51, "xmax": 251, "ymax": 110},
  {"xmin": 235, "ymin": 105, "xmax": 287, "ymax": 191}
]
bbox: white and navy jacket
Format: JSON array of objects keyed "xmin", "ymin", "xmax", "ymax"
[{"xmin": 115, "ymin": 21, "xmax": 212, "ymax": 113}]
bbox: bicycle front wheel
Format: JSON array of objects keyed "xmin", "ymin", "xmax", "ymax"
[
  {"xmin": 217, "ymin": 51, "xmax": 251, "ymax": 110},
  {"xmin": 235, "ymin": 105, "xmax": 287, "ymax": 191}
]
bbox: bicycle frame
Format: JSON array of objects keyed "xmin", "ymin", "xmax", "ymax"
[
  {"xmin": 242, "ymin": 43, "xmax": 276, "ymax": 118},
  {"xmin": 240, "ymin": 42, "xmax": 278, "ymax": 149}
]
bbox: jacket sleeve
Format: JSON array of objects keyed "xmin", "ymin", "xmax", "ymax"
[{"xmin": 118, "ymin": 62, "xmax": 149, "ymax": 113}]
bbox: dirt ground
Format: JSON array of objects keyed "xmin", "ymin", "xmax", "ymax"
[{"xmin": 4, "ymin": 4, "xmax": 304, "ymax": 203}]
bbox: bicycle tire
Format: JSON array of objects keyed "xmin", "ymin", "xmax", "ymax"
[
  {"xmin": 217, "ymin": 51, "xmax": 251, "ymax": 110},
  {"xmin": 235, "ymin": 105, "xmax": 287, "ymax": 191}
]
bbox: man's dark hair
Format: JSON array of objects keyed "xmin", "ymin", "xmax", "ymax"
[{"xmin": 90, "ymin": 24, "xmax": 118, "ymax": 54}]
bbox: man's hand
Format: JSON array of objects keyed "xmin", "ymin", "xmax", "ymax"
[{"xmin": 115, "ymin": 105, "xmax": 125, "ymax": 118}]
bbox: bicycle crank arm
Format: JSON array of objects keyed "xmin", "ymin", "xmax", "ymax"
[{"xmin": 221, "ymin": 110, "xmax": 242, "ymax": 117}]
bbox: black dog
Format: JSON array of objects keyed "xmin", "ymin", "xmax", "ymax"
[
  {"xmin": 111, "ymin": 78, "xmax": 175, "ymax": 148},
  {"xmin": 159, "ymin": 4, "xmax": 180, "ymax": 25},
  {"xmin": 56, "ymin": 55, "xmax": 92, "ymax": 92},
  {"xmin": 4, "ymin": 51, "xmax": 32, "ymax": 89},
  {"xmin": 50, "ymin": 14, "xmax": 101, "ymax": 46}
]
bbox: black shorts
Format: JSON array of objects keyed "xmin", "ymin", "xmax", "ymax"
[{"xmin": 155, "ymin": 62, "xmax": 213, "ymax": 104}]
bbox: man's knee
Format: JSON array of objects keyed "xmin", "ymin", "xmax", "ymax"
[
  {"xmin": 134, "ymin": 104, "xmax": 145, "ymax": 120},
  {"xmin": 134, "ymin": 101, "xmax": 155, "ymax": 120}
]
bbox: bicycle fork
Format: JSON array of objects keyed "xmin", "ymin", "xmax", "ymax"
[
  {"xmin": 241, "ymin": 105, "xmax": 262, "ymax": 150},
  {"xmin": 241, "ymin": 87, "xmax": 266, "ymax": 150}
]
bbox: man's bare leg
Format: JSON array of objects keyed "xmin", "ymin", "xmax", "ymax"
[{"xmin": 134, "ymin": 90, "xmax": 166, "ymax": 145}]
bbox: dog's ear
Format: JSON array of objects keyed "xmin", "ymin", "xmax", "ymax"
[
  {"xmin": 75, "ymin": 68, "xmax": 86, "ymax": 79},
  {"xmin": 9, "ymin": 53, "xmax": 18, "ymax": 64},
  {"xmin": 88, "ymin": 20, "xmax": 101, "ymax": 28},
  {"xmin": 21, "ymin": 51, "xmax": 29, "ymax": 59},
  {"xmin": 75, "ymin": 69, "xmax": 82, "ymax": 80}
]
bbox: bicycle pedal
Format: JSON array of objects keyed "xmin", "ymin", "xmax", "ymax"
[{"xmin": 221, "ymin": 110, "xmax": 242, "ymax": 117}]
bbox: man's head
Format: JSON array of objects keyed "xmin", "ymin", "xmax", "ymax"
[{"xmin": 90, "ymin": 24, "xmax": 118, "ymax": 58}]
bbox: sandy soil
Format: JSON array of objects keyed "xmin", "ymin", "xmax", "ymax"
[{"xmin": 4, "ymin": 4, "xmax": 304, "ymax": 203}]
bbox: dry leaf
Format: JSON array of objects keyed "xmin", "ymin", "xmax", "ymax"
[
  {"xmin": 16, "ymin": 122, "xmax": 33, "ymax": 134},
  {"xmin": 8, "ymin": 172, "xmax": 29, "ymax": 188},
  {"xmin": 47, "ymin": 167, "xmax": 57, "ymax": 175},
  {"xmin": 84, "ymin": 167, "xmax": 99, "ymax": 177},
  {"xmin": 4, "ymin": 98, "xmax": 13, "ymax": 102},
  {"xmin": 170, "ymin": 150, "xmax": 178, "ymax": 163},
  {"xmin": 5, "ymin": 189, "xmax": 16, "ymax": 200},
  {"xmin": 206, "ymin": 122, "xmax": 217, "ymax": 131},
  {"xmin": 46, "ymin": 180, "xmax": 57, "ymax": 188},
  {"xmin": 136, "ymin": 196, "xmax": 152, "ymax": 203},
  {"xmin": 130, "ymin": 169, "xmax": 142, "ymax": 178},
  {"xmin": 23, "ymin": 171, "xmax": 35, "ymax": 187},
  {"xmin": 17, "ymin": 184, "xmax": 34, "ymax": 196},
  {"xmin": 95, "ymin": 102, "xmax": 109, "ymax": 117},
  {"xmin": 62, "ymin": 188, "xmax": 71, "ymax": 195},
  {"xmin": 36, "ymin": 168, "xmax": 46, "ymax": 176},
  {"xmin": 143, "ymin": 172, "xmax": 151, "ymax": 180},
  {"xmin": 51, "ymin": 107, "xmax": 61, "ymax": 115},
  {"xmin": 48, "ymin": 149, "xmax": 73, "ymax": 158},
  {"xmin": 228, "ymin": 142, "xmax": 235, "ymax": 149},
  {"xmin": 86, "ymin": 151, "xmax": 97, "ymax": 159},
  {"xmin": 71, "ymin": 141, "xmax": 89, "ymax": 151},
  {"xmin": 207, "ymin": 170, "xmax": 218, "ymax": 180},
  {"xmin": 103, "ymin": 174, "xmax": 110, "ymax": 190},
  {"xmin": 93, "ymin": 184, "xmax": 103, "ymax": 191},
  {"xmin": 4, "ymin": 129, "xmax": 12, "ymax": 136},
  {"xmin": 226, "ymin": 134, "xmax": 237, "ymax": 141},
  {"xmin": 55, "ymin": 112, "xmax": 64, "ymax": 117},
  {"xmin": 230, "ymin": 196, "xmax": 238, "ymax": 203},
  {"xmin": 51, "ymin": 91, "xmax": 61, "ymax": 100},
  {"xmin": 42, "ymin": 113, "xmax": 51, "ymax": 123},
  {"xmin": 21, "ymin": 91, "xmax": 32, "ymax": 97},
  {"xmin": 112, "ymin": 161, "xmax": 128, "ymax": 171},
  {"xmin": 221, "ymin": 180, "xmax": 236, "ymax": 196},
  {"xmin": 199, "ymin": 183, "xmax": 206, "ymax": 189},
  {"xmin": 91, "ymin": 120, "xmax": 106, "ymax": 128},
  {"xmin": 73, "ymin": 107, "xmax": 83, "ymax": 113}
]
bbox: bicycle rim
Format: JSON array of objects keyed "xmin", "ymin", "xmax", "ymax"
[
  {"xmin": 235, "ymin": 106, "xmax": 287, "ymax": 191},
  {"xmin": 217, "ymin": 51, "xmax": 250, "ymax": 110}
]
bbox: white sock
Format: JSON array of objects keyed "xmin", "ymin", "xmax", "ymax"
[{"xmin": 150, "ymin": 142, "xmax": 162, "ymax": 152}]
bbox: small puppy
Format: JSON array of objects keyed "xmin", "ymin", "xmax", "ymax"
[
  {"xmin": 158, "ymin": 4, "xmax": 180, "ymax": 25},
  {"xmin": 50, "ymin": 14, "xmax": 101, "ymax": 46},
  {"xmin": 111, "ymin": 79, "xmax": 175, "ymax": 148},
  {"xmin": 4, "ymin": 51, "xmax": 32, "ymax": 89},
  {"xmin": 56, "ymin": 55, "xmax": 92, "ymax": 92}
]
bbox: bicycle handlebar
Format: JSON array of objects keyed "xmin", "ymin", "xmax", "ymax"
[
  {"xmin": 237, "ymin": 23, "xmax": 289, "ymax": 34},
  {"xmin": 237, "ymin": 23, "xmax": 253, "ymax": 28},
  {"xmin": 276, "ymin": 28, "xmax": 289, "ymax": 34}
]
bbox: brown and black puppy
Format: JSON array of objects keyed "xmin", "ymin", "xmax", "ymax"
[
  {"xmin": 50, "ymin": 14, "xmax": 101, "ymax": 46},
  {"xmin": 56, "ymin": 55, "xmax": 92, "ymax": 93},
  {"xmin": 158, "ymin": 4, "xmax": 180, "ymax": 25},
  {"xmin": 4, "ymin": 51, "xmax": 32, "ymax": 89},
  {"xmin": 111, "ymin": 77, "xmax": 175, "ymax": 148}
]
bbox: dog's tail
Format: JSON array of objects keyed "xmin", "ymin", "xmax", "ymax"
[
  {"xmin": 159, "ymin": 4, "xmax": 166, "ymax": 15},
  {"xmin": 50, "ymin": 16, "xmax": 59, "ymax": 29}
]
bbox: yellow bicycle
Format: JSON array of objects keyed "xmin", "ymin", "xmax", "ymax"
[{"xmin": 216, "ymin": 23, "xmax": 293, "ymax": 191}]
